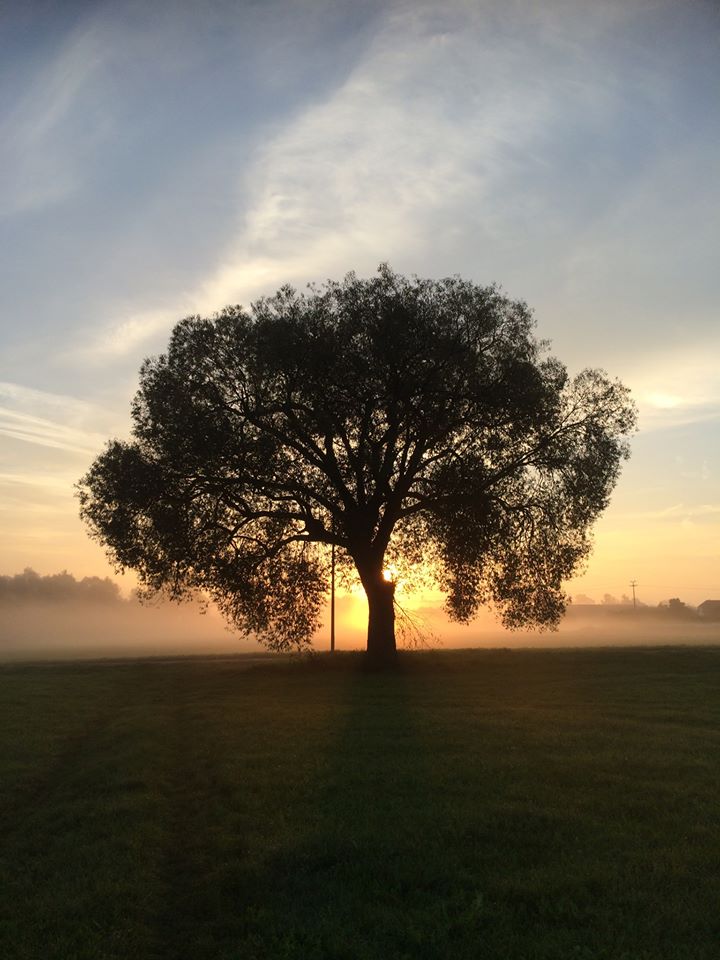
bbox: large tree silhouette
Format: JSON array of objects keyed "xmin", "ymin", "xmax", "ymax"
[{"xmin": 78, "ymin": 267, "xmax": 636, "ymax": 661}]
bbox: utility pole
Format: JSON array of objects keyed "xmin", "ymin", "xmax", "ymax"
[
  {"xmin": 630, "ymin": 580, "xmax": 638, "ymax": 610},
  {"xmin": 330, "ymin": 522, "xmax": 336, "ymax": 652}
]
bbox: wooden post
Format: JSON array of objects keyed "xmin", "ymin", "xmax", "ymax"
[{"xmin": 330, "ymin": 533, "xmax": 336, "ymax": 652}]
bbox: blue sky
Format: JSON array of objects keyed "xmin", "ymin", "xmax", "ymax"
[{"xmin": 0, "ymin": 0, "xmax": 718, "ymax": 607}]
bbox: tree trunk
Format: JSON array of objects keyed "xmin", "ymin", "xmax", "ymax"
[{"xmin": 363, "ymin": 572, "xmax": 397, "ymax": 663}]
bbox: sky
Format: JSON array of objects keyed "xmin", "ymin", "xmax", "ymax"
[{"xmin": 1, "ymin": 0, "xmax": 718, "ymax": 644}]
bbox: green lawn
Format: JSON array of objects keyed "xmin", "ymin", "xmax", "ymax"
[{"xmin": 1, "ymin": 647, "xmax": 719, "ymax": 959}]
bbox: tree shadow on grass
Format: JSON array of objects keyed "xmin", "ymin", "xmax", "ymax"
[
  {"xmin": 224, "ymin": 657, "xmax": 490, "ymax": 960},
  {"xmin": 220, "ymin": 652, "xmax": 720, "ymax": 960},
  {"xmin": 13, "ymin": 653, "xmax": 716, "ymax": 960}
]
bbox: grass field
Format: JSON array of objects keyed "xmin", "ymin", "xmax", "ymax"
[{"xmin": 1, "ymin": 646, "xmax": 719, "ymax": 960}]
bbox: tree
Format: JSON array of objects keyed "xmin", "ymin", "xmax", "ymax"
[
  {"xmin": 663, "ymin": 598, "xmax": 696, "ymax": 620},
  {"xmin": 78, "ymin": 266, "xmax": 636, "ymax": 662}
]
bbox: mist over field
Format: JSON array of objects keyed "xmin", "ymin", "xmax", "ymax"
[
  {"xmin": 0, "ymin": 603, "xmax": 256, "ymax": 661},
  {"xmin": 0, "ymin": 570, "xmax": 250, "ymax": 660},
  {"xmin": 420, "ymin": 605, "xmax": 720, "ymax": 651},
  {"xmin": 1, "ymin": 569, "xmax": 717, "ymax": 661},
  {"xmin": 331, "ymin": 600, "xmax": 720, "ymax": 652}
]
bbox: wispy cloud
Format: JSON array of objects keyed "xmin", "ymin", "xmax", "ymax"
[
  {"xmin": 192, "ymin": 5, "xmax": 561, "ymax": 309},
  {"xmin": 78, "ymin": 0, "xmax": 706, "ymax": 371},
  {"xmin": 0, "ymin": 409, "xmax": 104, "ymax": 456},
  {"xmin": 73, "ymin": 308, "xmax": 179, "ymax": 362},
  {"xmin": 0, "ymin": 471, "xmax": 81, "ymax": 496},
  {"xmin": 0, "ymin": 382, "xmax": 119, "ymax": 455},
  {"xmin": 628, "ymin": 346, "xmax": 720, "ymax": 431},
  {"xmin": 81, "ymin": 0, "xmax": 645, "ymax": 358},
  {"xmin": 205, "ymin": 0, "xmax": 687, "ymax": 293},
  {"xmin": 0, "ymin": 20, "xmax": 113, "ymax": 217},
  {"xmin": 618, "ymin": 503, "xmax": 720, "ymax": 523}
]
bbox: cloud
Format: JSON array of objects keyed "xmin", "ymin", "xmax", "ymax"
[
  {"xmin": 59, "ymin": 0, "xmax": 717, "ymax": 384},
  {"xmin": 629, "ymin": 346, "xmax": 720, "ymax": 431},
  {"xmin": 619, "ymin": 503, "xmax": 720, "ymax": 522},
  {"xmin": 0, "ymin": 20, "xmax": 113, "ymax": 217},
  {"xmin": 190, "ymin": 5, "xmax": 557, "ymax": 309},
  {"xmin": 73, "ymin": 308, "xmax": 179, "ymax": 362},
  {"xmin": 81, "ymin": 0, "xmax": 646, "ymax": 358},
  {"xmin": 0, "ymin": 471, "xmax": 84, "ymax": 497},
  {"xmin": 0, "ymin": 382, "xmax": 119, "ymax": 455}
]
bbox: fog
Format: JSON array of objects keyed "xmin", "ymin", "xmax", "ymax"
[
  {"xmin": 1, "ymin": 570, "xmax": 717, "ymax": 662},
  {"xmin": 322, "ymin": 598, "xmax": 720, "ymax": 652},
  {"xmin": 0, "ymin": 570, "xmax": 252, "ymax": 661},
  {"xmin": 0, "ymin": 603, "xmax": 260, "ymax": 661},
  {"xmin": 414, "ymin": 605, "xmax": 720, "ymax": 652}
]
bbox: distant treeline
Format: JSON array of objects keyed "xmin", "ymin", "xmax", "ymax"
[
  {"xmin": 0, "ymin": 569, "xmax": 125, "ymax": 606},
  {"xmin": 569, "ymin": 598, "xmax": 704, "ymax": 621},
  {"xmin": 0, "ymin": 569, "xmax": 711, "ymax": 621}
]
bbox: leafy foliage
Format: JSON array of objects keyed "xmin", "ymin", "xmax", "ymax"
[{"xmin": 78, "ymin": 266, "xmax": 636, "ymax": 650}]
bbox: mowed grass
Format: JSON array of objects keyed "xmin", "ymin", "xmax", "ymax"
[{"xmin": 1, "ymin": 647, "xmax": 719, "ymax": 960}]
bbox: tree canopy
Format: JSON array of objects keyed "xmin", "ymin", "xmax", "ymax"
[{"xmin": 78, "ymin": 266, "xmax": 636, "ymax": 660}]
